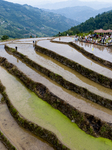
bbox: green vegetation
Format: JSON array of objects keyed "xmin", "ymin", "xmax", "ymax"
[
  {"xmin": 0, "ymin": 0, "xmax": 78, "ymax": 39},
  {"xmin": 1, "ymin": 66, "xmax": 112, "ymax": 150},
  {"xmin": 1, "ymin": 35, "xmax": 9, "ymax": 40},
  {"xmin": 61, "ymin": 10, "xmax": 112, "ymax": 36}
]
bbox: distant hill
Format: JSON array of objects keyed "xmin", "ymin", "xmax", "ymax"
[
  {"xmin": 38, "ymin": 0, "xmax": 112, "ymax": 10},
  {"xmin": 61, "ymin": 10, "xmax": 112, "ymax": 35},
  {"xmin": 0, "ymin": 0, "xmax": 79, "ymax": 39},
  {"xmin": 44, "ymin": 6, "xmax": 112, "ymax": 23}
]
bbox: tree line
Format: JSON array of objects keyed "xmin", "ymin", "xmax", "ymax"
[{"xmin": 61, "ymin": 10, "xmax": 112, "ymax": 36}]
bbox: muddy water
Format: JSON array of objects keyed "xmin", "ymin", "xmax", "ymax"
[
  {"xmin": 0, "ymin": 103, "xmax": 54, "ymax": 150},
  {"xmin": 37, "ymin": 40, "xmax": 112, "ymax": 79},
  {"xmin": 0, "ymin": 46, "xmax": 112, "ymax": 123},
  {"xmin": 0, "ymin": 38, "xmax": 51, "ymax": 46},
  {"xmin": 53, "ymin": 37, "xmax": 112, "ymax": 63},
  {"xmin": 0, "ymin": 141, "xmax": 7, "ymax": 150},
  {"xmin": 14, "ymin": 37, "xmax": 52, "ymax": 44},
  {"xmin": 1, "ymin": 67, "xmax": 112, "ymax": 150},
  {"xmin": 5, "ymin": 44, "xmax": 112, "ymax": 101},
  {"xmin": 53, "ymin": 37, "xmax": 74, "ymax": 43},
  {"xmin": 0, "ymin": 42, "xmax": 9, "ymax": 45},
  {"xmin": 75, "ymin": 41, "xmax": 112, "ymax": 62},
  {"xmin": 0, "ymin": 41, "xmax": 12, "ymax": 45},
  {"xmin": 16, "ymin": 37, "xmax": 51, "ymax": 42}
]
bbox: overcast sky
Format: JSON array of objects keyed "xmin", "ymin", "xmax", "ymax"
[
  {"xmin": 4, "ymin": 0, "xmax": 68, "ymax": 5},
  {"xmin": 80, "ymin": 0, "xmax": 112, "ymax": 1},
  {"xmin": 4, "ymin": 0, "xmax": 112, "ymax": 10},
  {"xmin": 4, "ymin": 0, "xmax": 112, "ymax": 6}
]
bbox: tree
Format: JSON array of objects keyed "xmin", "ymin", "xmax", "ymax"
[
  {"xmin": 1, "ymin": 35, "xmax": 9, "ymax": 40},
  {"xmin": 61, "ymin": 11, "xmax": 112, "ymax": 35}
]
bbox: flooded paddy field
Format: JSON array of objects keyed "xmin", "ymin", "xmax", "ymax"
[
  {"xmin": 0, "ymin": 103, "xmax": 54, "ymax": 150},
  {"xmin": 53, "ymin": 37, "xmax": 112, "ymax": 63},
  {"xmin": 37, "ymin": 40, "xmax": 112, "ymax": 79},
  {"xmin": 75, "ymin": 41, "xmax": 112, "ymax": 63},
  {"xmin": 0, "ymin": 45, "xmax": 112, "ymax": 123},
  {"xmin": 16, "ymin": 37, "xmax": 51, "ymax": 42},
  {"xmin": 5, "ymin": 43, "xmax": 112, "ymax": 101},
  {"xmin": 0, "ymin": 66, "xmax": 112, "ymax": 150},
  {"xmin": 0, "ymin": 37, "xmax": 112, "ymax": 150},
  {"xmin": 53, "ymin": 37, "xmax": 74, "ymax": 43}
]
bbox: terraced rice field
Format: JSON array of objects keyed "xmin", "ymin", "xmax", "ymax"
[
  {"xmin": 0, "ymin": 102, "xmax": 54, "ymax": 150},
  {"xmin": 37, "ymin": 40, "xmax": 112, "ymax": 79},
  {"xmin": 0, "ymin": 37, "xmax": 112, "ymax": 150},
  {"xmin": 53, "ymin": 37, "xmax": 112, "ymax": 63}
]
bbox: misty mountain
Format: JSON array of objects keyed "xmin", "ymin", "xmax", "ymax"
[
  {"xmin": 43, "ymin": 6, "xmax": 112, "ymax": 23},
  {"xmin": 38, "ymin": 0, "xmax": 112, "ymax": 10},
  {"xmin": 0, "ymin": 0, "xmax": 79, "ymax": 39}
]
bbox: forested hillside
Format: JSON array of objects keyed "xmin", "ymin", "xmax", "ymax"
[
  {"xmin": 61, "ymin": 10, "xmax": 112, "ymax": 36},
  {"xmin": 0, "ymin": 0, "xmax": 78, "ymax": 39}
]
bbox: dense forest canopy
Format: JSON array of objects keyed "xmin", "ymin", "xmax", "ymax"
[{"xmin": 61, "ymin": 10, "xmax": 112, "ymax": 36}]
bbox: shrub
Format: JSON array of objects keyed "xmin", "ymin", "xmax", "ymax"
[{"xmin": 1, "ymin": 35, "xmax": 9, "ymax": 40}]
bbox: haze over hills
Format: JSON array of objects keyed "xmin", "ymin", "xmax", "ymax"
[
  {"xmin": 44, "ymin": 6, "xmax": 112, "ymax": 23},
  {"xmin": 0, "ymin": 0, "xmax": 79, "ymax": 39},
  {"xmin": 37, "ymin": 0, "xmax": 112, "ymax": 10},
  {"xmin": 1, "ymin": 0, "xmax": 112, "ymax": 39},
  {"xmin": 61, "ymin": 10, "xmax": 112, "ymax": 36}
]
